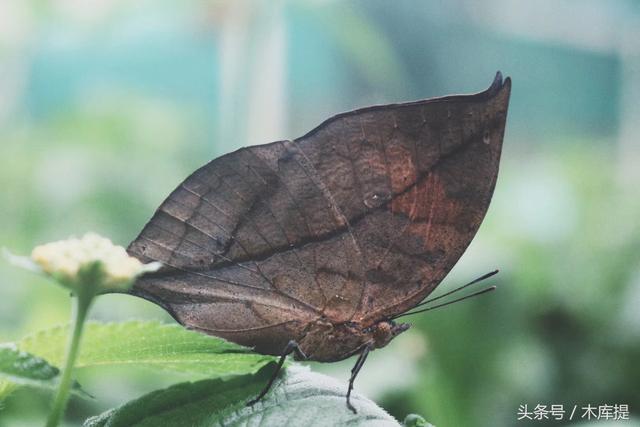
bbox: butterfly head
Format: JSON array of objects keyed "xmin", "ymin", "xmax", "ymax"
[{"xmin": 367, "ymin": 320, "xmax": 411, "ymax": 349}]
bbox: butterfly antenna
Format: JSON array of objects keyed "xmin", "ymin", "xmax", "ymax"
[
  {"xmin": 411, "ymin": 269, "xmax": 498, "ymax": 310},
  {"xmin": 389, "ymin": 270, "xmax": 499, "ymax": 320},
  {"xmin": 391, "ymin": 286, "xmax": 496, "ymax": 320}
]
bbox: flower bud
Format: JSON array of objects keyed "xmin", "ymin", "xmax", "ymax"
[{"xmin": 26, "ymin": 232, "xmax": 161, "ymax": 292}]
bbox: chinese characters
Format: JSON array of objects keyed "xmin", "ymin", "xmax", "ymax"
[{"xmin": 517, "ymin": 404, "xmax": 630, "ymax": 421}]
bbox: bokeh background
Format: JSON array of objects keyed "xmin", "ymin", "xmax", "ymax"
[{"xmin": 1, "ymin": 1, "xmax": 639, "ymax": 426}]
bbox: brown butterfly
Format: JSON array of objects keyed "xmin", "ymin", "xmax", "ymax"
[{"xmin": 127, "ymin": 72, "xmax": 511, "ymax": 412}]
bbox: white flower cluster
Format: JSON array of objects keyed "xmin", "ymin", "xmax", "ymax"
[{"xmin": 30, "ymin": 233, "xmax": 160, "ymax": 291}]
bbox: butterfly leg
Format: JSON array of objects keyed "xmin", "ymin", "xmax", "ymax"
[
  {"xmin": 247, "ymin": 340, "xmax": 306, "ymax": 407},
  {"xmin": 346, "ymin": 342, "xmax": 373, "ymax": 413}
]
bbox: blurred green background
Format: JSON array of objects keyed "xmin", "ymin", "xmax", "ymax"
[{"xmin": 1, "ymin": 1, "xmax": 639, "ymax": 426}]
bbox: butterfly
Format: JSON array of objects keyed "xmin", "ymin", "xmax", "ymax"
[{"xmin": 127, "ymin": 72, "xmax": 511, "ymax": 412}]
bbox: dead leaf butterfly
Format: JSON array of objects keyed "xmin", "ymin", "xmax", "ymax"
[{"xmin": 127, "ymin": 72, "xmax": 511, "ymax": 412}]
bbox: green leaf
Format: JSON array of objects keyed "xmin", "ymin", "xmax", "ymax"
[
  {"xmin": 18, "ymin": 320, "xmax": 276, "ymax": 377},
  {"xmin": 0, "ymin": 344, "xmax": 88, "ymax": 400},
  {"xmin": 0, "ymin": 320, "xmax": 275, "ymax": 403},
  {"xmin": 403, "ymin": 414, "xmax": 434, "ymax": 427},
  {"xmin": 0, "ymin": 380, "xmax": 16, "ymax": 401},
  {"xmin": 0, "ymin": 343, "xmax": 60, "ymax": 388},
  {"xmin": 84, "ymin": 364, "xmax": 403, "ymax": 427}
]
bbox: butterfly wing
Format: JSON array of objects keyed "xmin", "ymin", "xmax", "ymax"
[
  {"xmin": 128, "ymin": 136, "xmax": 368, "ymax": 355},
  {"xmin": 128, "ymin": 73, "xmax": 511, "ymax": 352},
  {"xmin": 294, "ymin": 73, "xmax": 511, "ymax": 322}
]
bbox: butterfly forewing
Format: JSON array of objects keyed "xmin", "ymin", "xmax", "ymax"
[{"xmin": 290, "ymin": 75, "xmax": 510, "ymax": 322}]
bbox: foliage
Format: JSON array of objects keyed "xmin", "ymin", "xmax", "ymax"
[
  {"xmin": 0, "ymin": 344, "xmax": 61, "ymax": 392},
  {"xmin": 18, "ymin": 321, "xmax": 275, "ymax": 377},
  {"xmin": 0, "ymin": 322, "xmax": 414, "ymax": 425},
  {"xmin": 84, "ymin": 365, "xmax": 403, "ymax": 427},
  {"xmin": 0, "ymin": 321, "xmax": 276, "ymax": 402},
  {"xmin": 0, "ymin": 345, "xmax": 87, "ymax": 399}
]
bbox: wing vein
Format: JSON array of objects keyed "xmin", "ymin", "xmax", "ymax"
[
  {"xmin": 292, "ymin": 138, "xmax": 367, "ymax": 317},
  {"xmin": 374, "ymin": 121, "xmax": 423, "ymax": 269},
  {"xmin": 202, "ymin": 169, "xmax": 279, "ymax": 254},
  {"xmin": 178, "ymin": 182, "xmax": 276, "ymax": 287},
  {"xmin": 138, "ymin": 235, "xmax": 321, "ymax": 314},
  {"xmin": 244, "ymin": 149, "xmax": 329, "ymax": 306},
  {"xmin": 143, "ymin": 218, "xmax": 265, "ymax": 279}
]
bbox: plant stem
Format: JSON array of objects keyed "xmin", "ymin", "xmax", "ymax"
[{"xmin": 45, "ymin": 291, "xmax": 92, "ymax": 427}]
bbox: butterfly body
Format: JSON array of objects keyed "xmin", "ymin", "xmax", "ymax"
[{"xmin": 293, "ymin": 319, "xmax": 409, "ymax": 362}]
